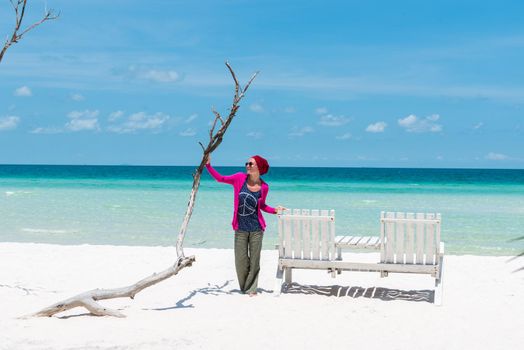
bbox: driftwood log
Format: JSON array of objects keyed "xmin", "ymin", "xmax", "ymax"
[
  {"xmin": 31, "ymin": 62, "xmax": 258, "ymax": 317},
  {"xmin": 0, "ymin": 0, "xmax": 59, "ymax": 64}
]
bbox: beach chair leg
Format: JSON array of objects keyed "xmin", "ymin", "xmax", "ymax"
[
  {"xmin": 434, "ymin": 256, "xmax": 444, "ymax": 306},
  {"xmin": 337, "ymin": 247, "xmax": 342, "ymax": 260},
  {"xmin": 284, "ymin": 267, "xmax": 292, "ymax": 285},
  {"xmin": 434, "ymin": 279, "xmax": 442, "ymax": 306},
  {"xmin": 274, "ymin": 266, "xmax": 284, "ymax": 296}
]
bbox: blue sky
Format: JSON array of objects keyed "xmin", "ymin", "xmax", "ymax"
[{"xmin": 0, "ymin": 0, "xmax": 523, "ymax": 168}]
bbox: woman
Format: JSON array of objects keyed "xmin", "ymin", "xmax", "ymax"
[{"xmin": 206, "ymin": 155, "xmax": 286, "ymax": 296}]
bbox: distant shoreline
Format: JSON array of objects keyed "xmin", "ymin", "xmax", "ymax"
[{"xmin": 0, "ymin": 241, "xmax": 518, "ymax": 258}]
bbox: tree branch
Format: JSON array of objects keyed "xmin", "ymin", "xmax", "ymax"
[
  {"xmin": 241, "ymin": 71, "xmax": 260, "ymax": 98},
  {"xmin": 0, "ymin": 0, "xmax": 59, "ymax": 64},
  {"xmin": 29, "ymin": 255, "xmax": 195, "ymax": 318},
  {"xmin": 225, "ymin": 61, "xmax": 240, "ymax": 103},
  {"xmin": 16, "ymin": 10, "xmax": 59, "ymax": 41},
  {"xmin": 209, "ymin": 107, "xmax": 224, "ymax": 139}
]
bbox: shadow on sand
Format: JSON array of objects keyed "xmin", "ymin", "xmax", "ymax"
[
  {"xmin": 147, "ymin": 280, "xmax": 234, "ymax": 311},
  {"xmin": 282, "ymin": 283, "xmax": 434, "ymax": 303}
]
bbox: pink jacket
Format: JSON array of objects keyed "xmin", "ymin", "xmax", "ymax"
[{"xmin": 206, "ymin": 163, "xmax": 277, "ymax": 231}]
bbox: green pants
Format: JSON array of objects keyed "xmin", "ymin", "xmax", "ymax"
[{"xmin": 234, "ymin": 230, "xmax": 263, "ymax": 294}]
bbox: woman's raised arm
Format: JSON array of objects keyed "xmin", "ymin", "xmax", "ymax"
[{"xmin": 205, "ymin": 162, "xmax": 236, "ymax": 185}]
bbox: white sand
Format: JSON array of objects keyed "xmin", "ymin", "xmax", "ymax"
[{"xmin": 0, "ymin": 242, "xmax": 522, "ymax": 350}]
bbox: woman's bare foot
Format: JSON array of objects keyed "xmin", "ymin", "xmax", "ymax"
[{"xmin": 248, "ymin": 292, "xmax": 257, "ymax": 297}]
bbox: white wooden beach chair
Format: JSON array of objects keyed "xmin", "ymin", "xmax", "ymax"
[
  {"xmin": 275, "ymin": 210, "xmax": 445, "ymax": 305},
  {"xmin": 275, "ymin": 209, "xmax": 337, "ymax": 288}
]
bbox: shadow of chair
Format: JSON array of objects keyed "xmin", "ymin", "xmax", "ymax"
[{"xmin": 282, "ymin": 282, "xmax": 434, "ymax": 303}]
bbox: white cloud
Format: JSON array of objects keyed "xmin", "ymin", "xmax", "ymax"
[
  {"xmin": 179, "ymin": 128, "xmax": 196, "ymax": 137},
  {"xmin": 144, "ymin": 70, "xmax": 179, "ymax": 82},
  {"xmin": 398, "ymin": 114, "xmax": 442, "ymax": 133},
  {"xmin": 246, "ymin": 131, "xmax": 263, "ymax": 139},
  {"xmin": 68, "ymin": 110, "xmax": 99, "ymax": 119},
  {"xmin": 436, "ymin": 155, "xmax": 444, "ymax": 160},
  {"xmin": 14, "ymin": 86, "xmax": 32, "ymax": 97},
  {"xmin": 71, "ymin": 93, "xmax": 85, "ymax": 101},
  {"xmin": 250, "ymin": 103, "xmax": 264, "ymax": 113},
  {"xmin": 139, "ymin": 69, "xmax": 180, "ymax": 83},
  {"xmin": 473, "ymin": 122, "xmax": 483, "ymax": 129},
  {"xmin": 108, "ymin": 112, "xmax": 170, "ymax": 133},
  {"xmin": 66, "ymin": 118, "xmax": 99, "ymax": 131},
  {"xmin": 485, "ymin": 152, "xmax": 509, "ymax": 160},
  {"xmin": 0, "ymin": 116, "xmax": 20, "ymax": 130},
  {"xmin": 30, "ymin": 127, "xmax": 62, "ymax": 134},
  {"xmin": 315, "ymin": 107, "xmax": 328, "ymax": 115},
  {"xmin": 108, "ymin": 110, "xmax": 124, "ymax": 122},
  {"xmin": 426, "ymin": 114, "xmax": 440, "ymax": 121},
  {"xmin": 284, "ymin": 106, "xmax": 296, "ymax": 113},
  {"xmin": 65, "ymin": 110, "xmax": 100, "ymax": 131},
  {"xmin": 398, "ymin": 114, "xmax": 417, "ymax": 128},
  {"xmin": 336, "ymin": 132, "xmax": 352, "ymax": 140},
  {"xmin": 366, "ymin": 121, "xmax": 387, "ymax": 133},
  {"xmin": 318, "ymin": 114, "xmax": 350, "ymax": 127},
  {"xmin": 124, "ymin": 66, "xmax": 182, "ymax": 83},
  {"xmin": 289, "ymin": 126, "xmax": 314, "ymax": 137},
  {"xmin": 185, "ymin": 114, "xmax": 198, "ymax": 123}
]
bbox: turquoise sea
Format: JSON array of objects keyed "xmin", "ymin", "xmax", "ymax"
[{"xmin": 1, "ymin": 165, "xmax": 523, "ymax": 255}]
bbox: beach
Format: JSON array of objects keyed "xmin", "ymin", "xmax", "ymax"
[
  {"xmin": 1, "ymin": 165, "xmax": 523, "ymax": 348},
  {"xmin": 1, "ymin": 242, "xmax": 522, "ymax": 350}
]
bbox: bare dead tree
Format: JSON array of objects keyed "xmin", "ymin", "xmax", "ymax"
[
  {"xmin": 30, "ymin": 62, "xmax": 258, "ymax": 318},
  {"xmin": 176, "ymin": 62, "xmax": 258, "ymax": 259},
  {"xmin": 0, "ymin": 0, "xmax": 59, "ymax": 64}
]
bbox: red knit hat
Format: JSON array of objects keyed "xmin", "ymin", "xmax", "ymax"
[{"xmin": 252, "ymin": 155, "xmax": 269, "ymax": 175}]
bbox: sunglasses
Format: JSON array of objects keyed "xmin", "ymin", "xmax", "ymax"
[{"xmin": 245, "ymin": 162, "xmax": 257, "ymax": 167}]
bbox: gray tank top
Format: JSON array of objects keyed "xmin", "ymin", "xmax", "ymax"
[{"xmin": 237, "ymin": 180, "xmax": 262, "ymax": 232}]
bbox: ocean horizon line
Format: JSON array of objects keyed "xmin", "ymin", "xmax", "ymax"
[
  {"xmin": 1, "ymin": 163, "xmax": 524, "ymax": 171},
  {"xmin": 0, "ymin": 241, "xmax": 516, "ymax": 257}
]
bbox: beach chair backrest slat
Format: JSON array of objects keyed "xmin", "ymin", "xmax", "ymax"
[
  {"xmin": 320, "ymin": 209, "xmax": 329, "ymax": 260},
  {"xmin": 311, "ymin": 210, "xmax": 320, "ymax": 259},
  {"xmin": 330, "ymin": 209, "xmax": 336, "ymax": 260},
  {"xmin": 380, "ymin": 211, "xmax": 441, "ymax": 266},
  {"xmin": 405, "ymin": 212, "xmax": 415, "ymax": 263},
  {"xmin": 425, "ymin": 213, "xmax": 435, "ymax": 265},
  {"xmin": 395, "ymin": 212, "xmax": 405, "ymax": 264},
  {"xmin": 415, "ymin": 213, "xmax": 425, "ymax": 264},
  {"xmin": 302, "ymin": 209, "xmax": 311, "ymax": 260},
  {"xmin": 278, "ymin": 209, "xmax": 335, "ymax": 261},
  {"xmin": 436, "ymin": 213, "xmax": 442, "ymax": 254},
  {"xmin": 278, "ymin": 211, "xmax": 284, "ymax": 258},
  {"xmin": 385, "ymin": 212, "xmax": 396, "ymax": 263},
  {"xmin": 380, "ymin": 211, "xmax": 386, "ymax": 263},
  {"xmin": 293, "ymin": 209, "xmax": 302, "ymax": 259},
  {"xmin": 284, "ymin": 215, "xmax": 292, "ymax": 258}
]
